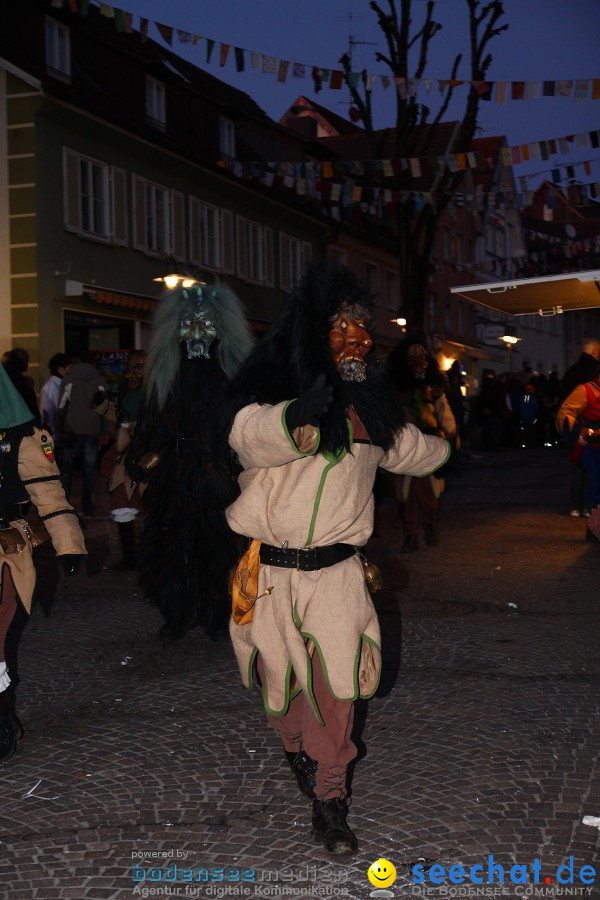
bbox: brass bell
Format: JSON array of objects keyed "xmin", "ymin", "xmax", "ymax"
[
  {"xmin": 362, "ymin": 559, "xmax": 383, "ymax": 594},
  {"xmin": 139, "ymin": 451, "xmax": 161, "ymax": 473}
]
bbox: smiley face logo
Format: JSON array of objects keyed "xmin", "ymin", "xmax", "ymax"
[{"xmin": 367, "ymin": 858, "xmax": 397, "ymax": 889}]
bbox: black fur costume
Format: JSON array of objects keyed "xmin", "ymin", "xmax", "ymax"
[
  {"xmin": 226, "ymin": 259, "xmax": 405, "ymax": 453},
  {"xmin": 127, "ymin": 284, "xmax": 253, "ymax": 641}
]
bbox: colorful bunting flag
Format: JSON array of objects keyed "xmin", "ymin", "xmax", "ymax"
[
  {"xmin": 278, "ymin": 60, "xmax": 289, "ymax": 83},
  {"xmin": 220, "ymin": 43, "xmax": 230, "ymax": 66},
  {"xmin": 155, "ymin": 23, "xmax": 173, "ymax": 45}
]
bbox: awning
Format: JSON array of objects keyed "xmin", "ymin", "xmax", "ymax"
[
  {"xmin": 444, "ymin": 340, "xmax": 492, "ymax": 360},
  {"xmin": 450, "ymin": 270, "xmax": 600, "ymax": 316},
  {"xmin": 94, "ymin": 289, "xmax": 158, "ymax": 313}
]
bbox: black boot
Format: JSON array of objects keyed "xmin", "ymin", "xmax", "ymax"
[
  {"xmin": 285, "ymin": 749, "xmax": 317, "ymax": 799},
  {"xmin": 0, "ymin": 694, "xmax": 22, "ymax": 763},
  {"xmin": 312, "ymin": 797, "xmax": 358, "ymax": 854},
  {"xmin": 400, "ymin": 534, "xmax": 419, "ymax": 553},
  {"xmin": 423, "ymin": 523, "xmax": 439, "ymax": 546},
  {"xmin": 113, "ymin": 521, "xmax": 137, "ymax": 570}
]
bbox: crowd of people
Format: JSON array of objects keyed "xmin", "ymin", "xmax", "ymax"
[{"xmin": 2, "ymin": 264, "xmax": 600, "ymax": 857}]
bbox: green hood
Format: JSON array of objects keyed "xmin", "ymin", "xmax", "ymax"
[{"xmin": 0, "ymin": 364, "xmax": 35, "ymax": 428}]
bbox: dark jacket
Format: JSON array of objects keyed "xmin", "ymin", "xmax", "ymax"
[{"xmin": 57, "ymin": 362, "xmax": 108, "ymax": 437}]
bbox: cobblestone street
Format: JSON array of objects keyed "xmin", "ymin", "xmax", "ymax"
[{"xmin": 1, "ymin": 444, "xmax": 600, "ymax": 900}]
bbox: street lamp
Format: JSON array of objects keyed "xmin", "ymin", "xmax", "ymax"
[
  {"xmin": 499, "ymin": 329, "xmax": 522, "ymax": 372},
  {"xmin": 153, "ymin": 274, "xmax": 202, "ymax": 289}
]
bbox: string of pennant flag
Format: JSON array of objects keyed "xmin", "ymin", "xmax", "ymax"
[
  {"xmin": 218, "ymin": 152, "xmax": 600, "ymax": 184},
  {"xmin": 217, "ymin": 156, "xmax": 600, "ymax": 212},
  {"xmin": 50, "ymin": 0, "xmax": 600, "ymax": 104}
]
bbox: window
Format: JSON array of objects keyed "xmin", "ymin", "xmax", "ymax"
[
  {"xmin": 63, "ymin": 148, "xmax": 125, "ymax": 242},
  {"xmin": 236, "ymin": 217, "xmax": 274, "ymax": 285},
  {"xmin": 145, "ymin": 183, "xmax": 169, "ymax": 252},
  {"xmin": 428, "ymin": 293, "xmax": 437, "ymax": 331},
  {"xmin": 384, "ymin": 270, "xmax": 400, "ymax": 310},
  {"xmin": 279, "ymin": 233, "xmax": 312, "ymax": 291},
  {"xmin": 146, "ymin": 76, "xmax": 166, "ymax": 129},
  {"xmin": 132, "ymin": 176, "xmax": 184, "ymax": 258},
  {"xmin": 328, "ymin": 246, "xmax": 347, "ymax": 266},
  {"xmin": 365, "ymin": 263, "xmax": 380, "ymax": 297},
  {"xmin": 80, "ymin": 158, "xmax": 108, "ymax": 237},
  {"xmin": 220, "ymin": 116, "xmax": 236, "ymax": 158},
  {"xmin": 443, "ymin": 227, "xmax": 451, "ymax": 262},
  {"xmin": 46, "ymin": 17, "xmax": 71, "ymax": 81},
  {"xmin": 189, "ymin": 199, "xmax": 220, "ymax": 270},
  {"xmin": 486, "ymin": 223, "xmax": 505, "ymax": 258},
  {"xmin": 457, "ymin": 300, "xmax": 465, "ymax": 336},
  {"xmin": 444, "ymin": 295, "xmax": 452, "ymax": 331}
]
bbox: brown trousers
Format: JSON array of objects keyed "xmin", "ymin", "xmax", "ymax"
[
  {"xmin": 258, "ymin": 653, "xmax": 356, "ymax": 800},
  {"xmin": 0, "ymin": 565, "xmax": 18, "ymax": 667}
]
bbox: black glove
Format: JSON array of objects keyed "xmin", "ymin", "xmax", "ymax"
[
  {"xmin": 59, "ymin": 554, "xmax": 85, "ymax": 576},
  {"xmin": 285, "ymin": 374, "xmax": 333, "ymax": 431},
  {"xmin": 92, "ymin": 389, "xmax": 106, "ymax": 408}
]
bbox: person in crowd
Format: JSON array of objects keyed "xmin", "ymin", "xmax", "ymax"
[
  {"xmin": 556, "ymin": 366, "xmax": 600, "ymax": 542},
  {"xmin": 0, "ymin": 365, "xmax": 86, "ymax": 762},
  {"xmin": 446, "ymin": 360, "xmax": 465, "ymax": 442},
  {"xmin": 126, "ymin": 282, "xmax": 253, "ymax": 642},
  {"xmin": 515, "ymin": 381, "xmax": 540, "ymax": 449},
  {"xmin": 224, "ymin": 260, "xmax": 449, "ymax": 855},
  {"xmin": 3, "ymin": 348, "xmax": 40, "ymax": 422},
  {"xmin": 93, "ymin": 350, "xmax": 147, "ymax": 570},
  {"xmin": 477, "ymin": 370, "xmax": 510, "ymax": 451},
  {"xmin": 56, "ymin": 351, "xmax": 108, "ymax": 519},
  {"xmin": 39, "ymin": 352, "xmax": 72, "ymax": 445},
  {"xmin": 387, "ymin": 335, "xmax": 457, "ymax": 552},
  {"xmin": 559, "ymin": 339, "xmax": 600, "ymax": 517}
]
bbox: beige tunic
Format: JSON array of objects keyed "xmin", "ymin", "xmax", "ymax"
[
  {"xmin": 1, "ymin": 428, "xmax": 86, "ymax": 614},
  {"xmin": 227, "ymin": 402, "xmax": 449, "ymax": 719}
]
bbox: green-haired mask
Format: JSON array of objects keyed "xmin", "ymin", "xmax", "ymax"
[{"xmin": 179, "ymin": 287, "xmax": 218, "ymax": 360}]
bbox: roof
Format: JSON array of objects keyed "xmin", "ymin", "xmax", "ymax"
[
  {"xmin": 450, "ymin": 270, "xmax": 600, "ymax": 316},
  {"xmin": 319, "ymin": 120, "xmax": 460, "ymax": 161},
  {"xmin": 279, "ymin": 96, "xmax": 364, "ymax": 136}
]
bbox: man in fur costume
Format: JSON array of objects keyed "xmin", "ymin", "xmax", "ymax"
[
  {"xmin": 387, "ymin": 333, "xmax": 456, "ymax": 552},
  {"xmin": 0, "ymin": 365, "xmax": 86, "ymax": 762},
  {"xmin": 127, "ymin": 282, "xmax": 253, "ymax": 642},
  {"xmin": 225, "ymin": 259, "xmax": 449, "ymax": 854}
]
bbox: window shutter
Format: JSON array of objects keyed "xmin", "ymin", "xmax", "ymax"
[
  {"xmin": 111, "ymin": 166, "xmax": 128, "ymax": 246},
  {"xmin": 263, "ymin": 227, "xmax": 274, "ymax": 287},
  {"xmin": 279, "ymin": 233, "xmax": 290, "ymax": 291},
  {"xmin": 62, "ymin": 147, "xmax": 81, "ymax": 232},
  {"xmin": 220, "ymin": 209, "xmax": 234, "ymax": 274},
  {"xmin": 189, "ymin": 196, "xmax": 201, "ymax": 266},
  {"xmin": 171, "ymin": 190, "xmax": 185, "ymax": 261},
  {"xmin": 132, "ymin": 175, "xmax": 147, "ymax": 250},
  {"xmin": 236, "ymin": 216, "xmax": 247, "ymax": 280}
]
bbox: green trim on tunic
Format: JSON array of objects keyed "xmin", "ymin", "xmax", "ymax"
[
  {"xmin": 299, "ymin": 630, "xmax": 381, "ymax": 702},
  {"xmin": 281, "ymin": 401, "xmax": 320, "ymax": 456}
]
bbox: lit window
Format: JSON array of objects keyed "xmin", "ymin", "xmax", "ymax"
[{"xmin": 46, "ymin": 17, "xmax": 71, "ymax": 81}]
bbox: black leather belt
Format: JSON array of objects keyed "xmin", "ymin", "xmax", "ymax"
[{"xmin": 259, "ymin": 542, "xmax": 356, "ymax": 571}]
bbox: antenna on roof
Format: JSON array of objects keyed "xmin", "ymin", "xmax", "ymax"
[{"xmin": 347, "ymin": 12, "xmax": 377, "ymax": 67}]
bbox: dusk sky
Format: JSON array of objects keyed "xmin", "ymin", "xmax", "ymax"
[{"xmin": 101, "ymin": 0, "xmax": 599, "ymax": 189}]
